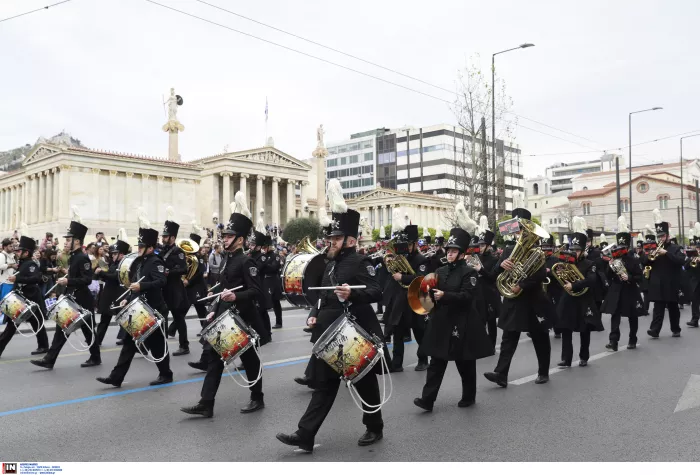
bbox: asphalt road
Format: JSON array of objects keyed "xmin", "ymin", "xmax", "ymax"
[{"xmin": 1, "ymin": 305, "xmax": 700, "ymax": 462}]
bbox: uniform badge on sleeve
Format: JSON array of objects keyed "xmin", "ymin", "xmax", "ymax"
[
  {"xmin": 84, "ymin": 263, "xmax": 90, "ymax": 270},
  {"xmin": 367, "ymin": 265, "xmax": 376, "ymax": 277},
  {"xmin": 179, "ymin": 253, "xmax": 184, "ymax": 260},
  {"xmin": 157, "ymin": 265, "xmax": 165, "ymax": 273},
  {"xmin": 419, "ymin": 264, "xmax": 426, "ymax": 272},
  {"xmin": 470, "ymin": 276, "xmax": 477, "ymax": 287},
  {"xmin": 29, "ymin": 265, "xmax": 36, "ymax": 272},
  {"xmin": 249, "ymin": 267, "xmax": 258, "ymax": 277},
  {"xmin": 591, "ymin": 266, "xmax": 596, "ymax": 273},
  {"xmin": 262, "ymin": 256, "xmax": 267, "ymax": 262}
]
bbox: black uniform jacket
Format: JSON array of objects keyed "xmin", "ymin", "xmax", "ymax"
[
  {"xmin": 494, "ymin": 244, "xmax": 551, "ymax": 332},
  {"xmin": 476, "ymin": 250, "xmax": 501, "ymax": 322},
  {"xmin": 544, "ymin": 254, "xmax": 564, "ymax": 307},
  {"xmin": 129, "ymin": 253, "xmax": 167, "ymax": 310},
  {"xmin": 96, "ymin": 258, "xmax": 124, "ymax": 315},
  {"xmin": 421, "ymin": 260, "xmax": 494, "ymax": 361},
  {"xmin": 585, "ymin": 247, "xmax": 609, "ymax": 302},
  {"xmin": 646, "ymin": 242, "xmax": 685, "ymax": 302},
  {"xmin": 212, "ymin": 248, "xmax": 266, "ymax": 341},
  {"xmin": 260, "ymin": 250, "xmax": 282, "ymax": 309},
  {"xmin": 185, "ymin": 254, "xmax": 208, "ymax": 304},
  {"xmin": 600, "ymin": 254, "xmax": 644, "ymax": 317},
  {"xmin": 65, "ymin": 248, "xmax": 94, "ymax": 311},
  {"xmin": 13, "ymin": 257, "xmax": 48, "ymax": 318},
  {"xmin": 383, "ymin": 250, "xmax": 428, "ymax": 329},
  {"xmin": 554, "ymin": 259, "xmax": 604, "ymax": 332},
  {"xmin": 685, "ymin": 256, "xmax": 700, "ymax": 295},
  {"xmin": 159, "ymin": 244, "xmax": 189, "ymax": 311}
]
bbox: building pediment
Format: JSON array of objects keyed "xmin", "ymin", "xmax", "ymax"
[
  {"xmin": 198, "ymin": 147, "xmax": 311, "ymax": 171},
  {"xmin": 22, "ymin": 144, "xmax": 63, "ymax": 166},
  {"xmin": 349, "ymin": 187, "xmax": 454, "ymax": 205}
]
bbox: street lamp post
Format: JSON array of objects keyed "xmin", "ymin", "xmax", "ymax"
[
  {"xmin": 681, "ymin": 133, "xmax": 700, "ymax": 243},
  {"xmin": 492, "ymin": 43, "xmax": 534, "ymax": 223},
  {"xmin": 628, "ymin": 107, "xmax": 662, "ymax": 232}
]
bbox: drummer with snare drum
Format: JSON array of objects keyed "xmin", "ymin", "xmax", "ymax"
[
  {"xmin": 181, "ymin": 192, "xmax": 266, "ymax": 418},
  {"xmin": 276, "ymin": 179, "xmax": 385, "ymax": 453},
  {"xmin": 31, "ymin": 220, "xmax": 102, "ymax": 370},
  {"xmin": 95, "ymin": 226, "xmax": 174, "ymax": 388},
  {"xmin": 93, "ymin": 237, "xmax": 130, "ymax": 346},
  {"xmin": 0, "ymin": 236, "xmax": 50, "ymax": 358}
]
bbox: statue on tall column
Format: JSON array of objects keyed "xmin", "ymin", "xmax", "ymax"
[
  {"xmin": 162, "ymin": 87, "xmax": 185, "ymax": 133},
  {"xmin": 312, "ymin": 123, "xmax": 328, "ymax": 159}
]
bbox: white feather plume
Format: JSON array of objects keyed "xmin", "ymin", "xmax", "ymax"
[
  {"xmin": 694, "ymin": 222, "xmax": 700, "ymax": 236},
  {"xmin": 652, "ymin": 208, "xmax": 662, "ymax": 224},
  {"xmin": 232, "ymin": 191, "xmax": 251, "ymax": 218},
  {"xmin": 436, "ymin": 225, "xmax": 443, "ymax": 237},
  {"xmin": 563, "ymin": 234, "xmax": 569, "ymax": 244},
  {"xmin": 572, "ymin": 216, "xmax": 586, "ymax": 234},
  {"xmin": 479, "ymin": 215, "xmax": 489, "ymax": 232},
  {"xmin": 20, "ymin": 222, "xmax": 28, "ymax": 238},
  {"xmin": 688, "ymin": 227, "xmax": 695, "ymax": 239},
  {"xmin": 617, "ymin": 215, "xmax": 629, "ymax": 232},
  {"xmin": 423, "ymin": 227, "xmax": 430, "ymax": 237},
  {"xmin": 327, "ymin": 179, "xmax": 347, "ymax": 214},
  {"xmin": 256, "ymin": 215, "xmax": 265, "ymax": 233},
  {"xmin": 512, "ymin": 190, "xmax": 523, "ymax": 209},
  {"xmin": 379, "ymin": 225, "xmax": 386, "ymax": 239},
  {"xmin": 319, "ymin": 205, "xmax": 331, "ymax": 228},
  {"xmin": 165, "ymin": 206, "xmax": 174, "ymax": 221},
  {"xmin": 392, "ymin": 208, "xmax": 405, "ymax": 234},
  {"xmin": 191, "ymin": 220, "xmax": 203, "ymax": 235},
  {"xmin": 137, "ymin": 207, "xmax": 150, "ymax": 228},
  {"xmin": 70, "ymin": 206, "xmax": 82, "ymax": 223},
  {"xmin": 455, "ymin": 202, "xmax": 477, "ymax": 234},
  {"xmin": 118, "ymin": 228, "xmax": 128, "ymax": 242},
  {"xmin": 404, "ymin": 212, "xmax": 411, "ymax": 228},
  {"xmin": 644, "ymin": 224, "xmax": 653, "ymax": 235},
  {"xmin": 600, "ymin": 233, "xmax": 606, "ymax": 243}
]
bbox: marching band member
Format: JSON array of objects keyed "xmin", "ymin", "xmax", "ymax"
[
  {"xmin": 413, "ymin": 226, "xmax": 493, "ymax": 411},
  {"xmin": 473, "ymin": 216, "xmax": 500, "ymax": 349},
  {"xmin": 541, "ymin": 231, "xmax": 563, "ymax": 339},
  {"xmin": 602, "ymin": 217, "xmax": 644, "ymax": 351},
  {"xmin": 484, "ymin": 203, "xmax": 551, "ymax": 387},
  {"xmin": 94, "ymin": 233, "xmax": 130, "ymax": 346},
  {"xmin": 645, "ymin": 209, "xmax": 685, "ymax": 339},
  {"xmin": 31, "ymin": 215, "xmax": 102, "ymax": 369},
  {"xmin": 429, "ymin": 227, "xmax": 447, "ymax": 270},
  {"xmin": 181, "ymin": 193, "xmax": 266, "ymax": 417},
  {"xmin": 0, "ymin": 236, "xmax": 50, "ymax": 358},
  {"xmin": 184, "ymin": 225, "xmax": 210, "ymax": 333},
  {"xmin": 585, "ymin": 228, "xmax": 609, "ymax": 311},
  {"xmin": 276, "ymin": 179, "xmax": 384, "ymax": 452},
  {"xmin": 686, "ymin": 224, "xmax": 700, "ymax": 328},
  {"xmin": 250, "ymin": 226, "xmax": 273, "ymax": 341},
  {"xmin": 383, "ymin": 212, "xmax": 429, "ymax": 372},
  {"xmin": 638, "ymin": 225, "xmax": 656, "ymax": 316},
  {"xmin": 260, "ymin": 234, "xmax": 284, "ymax": 330},
  {"xmin": 161, "ymin": 210, "xmax": 191, "ymax": 356},
  {"xmin": 96, "ymin": 226, "xmax": 174, "ymax": 387},
  {"xmin": 554, "ymin": 217, "xmax": 604, "ymax": 368}
]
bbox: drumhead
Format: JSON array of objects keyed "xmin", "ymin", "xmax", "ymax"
[
  {"xmin": 118, "ymin": 253, "xmax": 140, "ymax": 287},
  {"xmin": 281, "ymin": 253, "xmax": 326, "ymax": 308}
]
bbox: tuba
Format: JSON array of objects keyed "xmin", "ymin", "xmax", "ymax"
[
  {"xmin": 496, "ymin": 218, "xmax": 549, "ymax": 299},
  {"xmin": 384, "ymin": 239, "xmax": 415, "ymax": 289},
  {"xmin": 296, "ymin": 236, "xmax": 321, "ymax": 255},
  {"xmin": 602, "ymin": 244, "xmax": 628, "ymax": 281},
  {"xmin": 550, "ymin": 260, "xmax": 589, "ymax": 297},
  {"xmin": 177, "ymin": 238, "xmax": 200, "ymax": 282}
]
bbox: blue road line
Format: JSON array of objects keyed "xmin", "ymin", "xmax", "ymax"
[{"xmin": 0, "ymin": 340, "xmax": 413, "ymax": 418}]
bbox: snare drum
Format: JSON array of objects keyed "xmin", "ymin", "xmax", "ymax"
[
  {"xmin": 114, "ymin": 298, "xmax": 163, "ymax": 344},
  {"xmin": 47, "ymin": 295, "xmax": 90, "ymax": 335},
  {"xmin": 281, "ymin": 252, "xmax": 326, "ymax": 308},
  {"xmin": 201, "ymin": 309, "xmax": 257, "ymax": 364},
  {"xmin": 118, "ymin": 252, "xmax": 140, "ymax": 287},
  {"xmin": 313, "ymin": 316, "xmax": 382, "ymax": 383},
  {"xmin": 0, "ymin": 291, "xmax": 37, "ymax": 325}
]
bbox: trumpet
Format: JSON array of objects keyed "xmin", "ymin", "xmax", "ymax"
[
  {"xmin": 648, "ymin": 242, "xmax": 665, "ymax": 262},
  {"xmin": 176, "ymin": 238, "xmax": 200, "ymax": 282}
]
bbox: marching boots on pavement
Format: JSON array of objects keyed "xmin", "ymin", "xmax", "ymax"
[
  {"xmin": 0, "ymin": 236, "xmax": 50, "ymax": 358},
  {"xmin": 553, "ymin": 219, "xmax": 604, "ymax": 368},
  {"xmin": 182, "ymin": 192, "xmax": 267, "ymax": 417},
  {"xmin": 96, "ymin": 226, "xmax": 173, "ymax": 387},
  {"xmin": 414, "ymin": 227, "xmax": 494, "ymax": 411},
  {"xmin": 94, "ymin": 235, "xmax": 130, "ymax": 346},
  {"xmin": 31, "ymin": 218, "xmax": 101, "ymax": 369},
  {"xmin": 160, "ymin": 211, "xmax": 191, "ymax": 356},
  {"xmin": 383, "ymin": 219, "xmax": 429, "ymax": 372},
  {"xmin": 483, "ymin": 205, "xmax": 552, "ymax": 388},
  {"xmin": 645, "ymin": 210, "xmax": 685, "ymax": 338},
  {"xmin": 602, "ymin": 221, "xmax": 644, "ymax": 351},
  {"xmin": 276, "ymin": 180, "xmax": 385, "ymax": 452}
]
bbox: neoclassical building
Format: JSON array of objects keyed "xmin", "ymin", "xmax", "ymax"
[{"xmin": 0, "ymin": 142, "xmax": 318, "ymax": 239}]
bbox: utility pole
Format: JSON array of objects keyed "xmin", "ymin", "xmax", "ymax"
[
  {"xmin": 480, "ymin": 117, "xmax": 488, "ymax": 221},
  {"xmin": 615, "ymin": 155, "xmax": 621, "ymax": 217}
]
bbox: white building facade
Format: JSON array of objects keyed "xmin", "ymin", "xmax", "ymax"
[{"xmin": 546, "ymin": 153, "xmax": 622, "ymax": 193}]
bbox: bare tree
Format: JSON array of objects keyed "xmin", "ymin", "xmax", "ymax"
[
  {"xmin": 452, "ymin": 54, "xmax": 517, "ymax": 225},
  {"xmin": 556, "ymin": 203, "xmax": 578, "ymax": 231}
]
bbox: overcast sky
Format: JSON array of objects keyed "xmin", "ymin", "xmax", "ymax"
[{"xmin": 2, "ymin": 0, "xmax": 699, "ymax": 178}]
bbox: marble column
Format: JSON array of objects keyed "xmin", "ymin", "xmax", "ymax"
[
  {"xmin": 125, "ymin": 172, "xmax": 134, "ymax": 224},
  {"xmin": 271, "ymin": 177, "xmax": 280, "ymax": 227},
  {"xmin": 91, "ymin": 168, "xmax": 100, "ymax": 220},
  {"xmin": 32, "ymin": 174, "xmax": 40, "ymax": 224},
  {"xmin": 24, "ymin": 177, "xmax": 31, "ymax": 225},
  {"xmin": 286, "ymin": 179, "xmax": 296, "ymax": 223},
  {"xmin": 51, "ymin": 169, "xmax": 58, "ymax": 222},
  {"xmin": 239, "ymin": 174, "xmax": 248, "ymax": 203},
  {"xmin": 141, "ymin": 174, "xmax": 150, "ymax": 220},
  {"xmin": 59, "ymin": 166, "xmax": 70, "ymax": 221},
  {"xmin": 221, "ymin": 172, "xmax": 232, "ymax": 213},
  {"xmin": 37, "ymin": 172, "xmax": 45, "ymax": 223},
  {"xmin": 8, "ymin": 187, "xmax": 13, "ymax": 230},
  {"xmin": 300, "ymin": 181, "xmax": 309, "ymax": 217},
  {"xmin": 0, "ymin": 189, "xmax": 5, "ymax": 231},
  {"xmin": 109, "ymin": 170, "xmax": 118, "ymax": 221},
  {"xmin": 11, "ymin": 186, "xmax": 17, "ymax": 229},
  {"xmin": 256, "ymin": 176, "xmax": 265, "ymax": 220},
  {"xmin": 44, "ymin": 171, "xmax": 52, "ymax": 223},
  {"xmin": 156, "ymin": 176, "xmax": 165, "ymax": 222}
]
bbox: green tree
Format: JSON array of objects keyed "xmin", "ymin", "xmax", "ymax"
[{"xmin": 282, "ymin": 217, "xmax": 321, "ymax": 244}]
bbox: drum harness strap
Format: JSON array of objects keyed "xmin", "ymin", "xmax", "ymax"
[{"xmin": 1, "ymin": 290, "xmax": 45, "ymax": 338}]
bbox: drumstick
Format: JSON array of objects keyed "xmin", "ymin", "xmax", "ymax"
[
  {"xmin": 113, "ymin": 277, "xmax": 146, "ymax": 304},
  {"xmin": 44, "ymin": 282, "xmax": 60, "ymax": 297},
  {"xmin": 197, "ymin": 285, "xmax": 244, "ymax": 302},
  {"xmin": 308, "ymin": 285, "xmax": 367, "ymax": 290}
]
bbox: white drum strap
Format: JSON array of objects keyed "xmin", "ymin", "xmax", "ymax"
[
  {"xmin": 224, "ymin": 340, "xmax": 264, "ymax": 388},
  {"xmin": 13, "ymin": 303, "xmax": 45, "ymax": 338},
  {"xmin": 65, "ymin": 315, "xmax": 95, "ymax": 353},
  {"xmin": 135, "ymin": 321, "xmax": 169, "ymax": 364},
  {"xmin": 346, "ymin": 348, "xmax": 393, "ymax": 414}
]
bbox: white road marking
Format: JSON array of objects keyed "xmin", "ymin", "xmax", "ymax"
[{"xmin": 674, "ymin": 374, "xmax": 700, "ymax": 413}]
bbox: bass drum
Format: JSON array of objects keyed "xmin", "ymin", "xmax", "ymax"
[
  {"xmin": 118, "ymin": 252, "xmax": 140, "ymax": 287},
  {"xmin": 281, "ymin": 253, "xmax": 326, "ymax": 308}
]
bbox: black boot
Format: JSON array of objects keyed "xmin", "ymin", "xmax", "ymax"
[
  {"xmin": 294, "ymin": 376, "xmax": 311, "ymax": 387},
  {"xmin": 458, "ymin": 398, "xmax": 475, "ymax": 408},
  {"xmin": 605, "ymin": 341, "xmax": 618, "ymax": 351},
  {"xmin": 149, "ymin": 374, "xmax": 173, "ymax": 386},
  {"xmin": 188, "ymin": 361, "xmax": 207, "ymax": 371},
  {"xmin": 413, "ymin": 397, "xmax": 433, "ymax": 412},
  {"xmin": 276, "ymin": 432, "xmax": 313, "ymax": 453},
  {"xmin": 535, "ymin": 374, "xmax": 549, "ymax": 384},
  {"xmin": 30, "ymin": 358, "xmax": 54, "ymax": 370},
  {"xmin": 557, "ymin": 361, "xmax": 571, "ymax": 368},
  {"xmin": 358, "ymin": 429, "xmax": 383, "ymax": 446},
  {"xmin": 81, "ymin": 358, "xmax": 101, "ymax": 368},
  {"xmin": 181, "ymin": 402, "xmax": 213, "ymax": 418},
  {"xmin": 414, "ymin": 360, "xmax": 429, "ymax": 372},
  {"xmin": 687, "ymin": 319, "xmax": 699, "ymax": 328},
  {"xmin": 172, "ymin": 347, "xmax": 190, "ymax": 356},
  {"xmin": 240, "ymin": 399, "xmax": 264, "ymax": 414},
  {"xmin": 31, "ymin": 347, "xmax": 48, "ymax": 355},
  {"xmin": 484, "ymin": 371, "xmax": 508, "ymax": 388},
  {"xmin": 96, "ymin": 376, "xmax": 122, "ymax": 388}
]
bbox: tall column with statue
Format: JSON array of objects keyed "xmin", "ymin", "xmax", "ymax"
[
  {"xmin": 162, "ymin": 88, "xmax": 185, "ymax": 161},
  {"xmin": 312, "ymin": 124, "xmax": 328, "ymax": 215}
]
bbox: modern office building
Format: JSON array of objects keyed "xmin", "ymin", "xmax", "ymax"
[{"xmin": 545, "ymin": 153, "xmax": 623, "ymax": 193}]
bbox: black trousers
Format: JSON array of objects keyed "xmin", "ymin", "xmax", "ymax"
[
  {"xmin": 192, "ymin": 303, "xmax": 208, "ymax": 329},
  {"xmin": 116, "ymin": 326, "xmax": 127, "ymax": 340},
  {"xmin": 642, "ymin": 291, "xmax": 650, "ymax": 315},
  {"xmin": 494, "ymin": 327, "xmax": 551, "ymax": 377},
  {"xmin": 259, "ymin": 307, "xmax": 272, "ymax": 341},
  {"xmin": 272, "ymin": 299, "xmax": 283, "ymax": 326},
  {"xmin": 392, "ymin": 314, "xmax": 427, "ymax": 368},
  {"xmin": 165, "ymin": 306, "xmax": 189, "ymax": 349},
  {"xmin": 609, "ymin": 312, "xmax": 638, "ymax": 344},
  {"xmin": 200, "ymin": 346, "xmax": 263, "ymax": 404},
  {"xmin": 650, "ymin": 301, "xmax": 681, "ymax": 334},
  {"xmin": 297, "ymin": 364, "xmax": 383, "ymax": 443},
  {"xmin": 421, "ymin": 358, "xmax": 476, "ymax": 403},
  {"xmin": 95, "ymin": 308, "xmax": 115, "ymax": 346},
  {"xmin": 560, "ymin": 329, "xmax": 590, "ymax": 364},
  {"xmin": 486, "ymin": 319, "xmax": 498, "ymax": 349},
  {"xmin": 0, "ymin": 313, "xmax": 49, "ymax": 355},
  {"xmin": 691, "ymin": 290, "xmax": 700, "ymax": 321},
  {"xmin": 45, "ymin": 312, "xmax": 100, "ymax": 363},
  {"xmin": 109, "ymin": 329, "xmax": 172, "ymax": 382}
]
